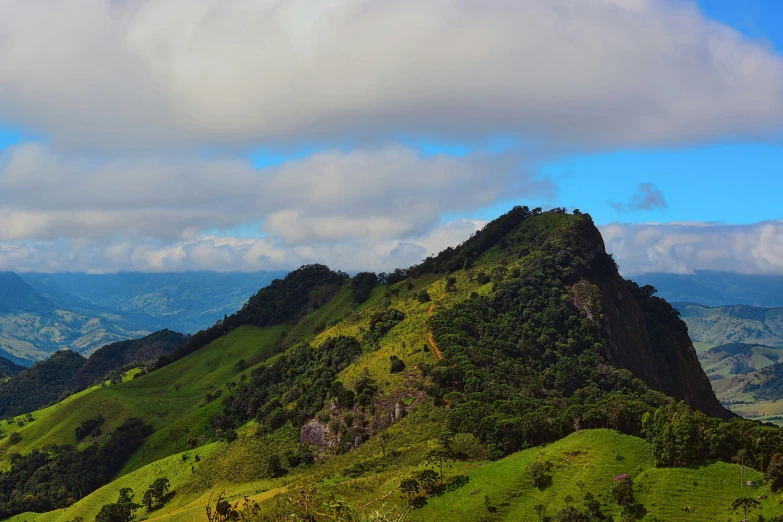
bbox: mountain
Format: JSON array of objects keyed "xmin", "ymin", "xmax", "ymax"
[
  {"xmin": 5, "ymin": 208, "xmax": 783, "ymax": 522},
  {"xmin": 673, "ymin": 303, "xmax": 783, "ymax": 421},
  {"xmin": 20, "ymin": 271, "xmax": 287, "ymax": 334},
  {"xmin": 674, "ymin": 302, "xmax": 783, "ymax": 349},
  {"xmin": 0, "ymin": 355, "xmax": 24, "ymax": 380},
  {"xmin": 0, "ymin": 300, "xmax": 151, "ymax": 365},
  {"xmin": 0, "ymin": 272, "xmax": 52, "ymax": 314},
  {"xmin": 635, "ymin": 271, "xmax": 783, "ymax": 307},
  {"xmin": 0, "ymin": 271, "xmax": 284, "ymax": 364}
]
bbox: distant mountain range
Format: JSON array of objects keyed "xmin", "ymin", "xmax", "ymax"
[
  {"xmin": 0, "ymin": 271, "xmax": 285, "ymax": 364},
  {"xmin": 672, "ymin": 302, "xmax": 783, "ymax": 420},
  {"xmin": 634, "ymin": 271, "xmax": 783, "ymax": 307},
  {"xmin": 675, "ymin": 302, "xmax": 783, "ymax": 349}
]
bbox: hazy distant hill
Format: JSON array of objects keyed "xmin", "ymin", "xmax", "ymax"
[
  {"xmin": 0, "ymin": 271, "xmax": 284, "ymax": 364},
  {"xmin": 635, "ymin": 271, "xmax": 783, "ymax": 307},
  {"xmin": 20, "ymin": 271, "xmax": 286, "ymax": 334},
  {"xmin": 0, "ymin": 272, "xmax": 52, "ymax": 314},
  {"xmin": 675, "ymin": 302, "xmax": 783, "ymax": 348}
]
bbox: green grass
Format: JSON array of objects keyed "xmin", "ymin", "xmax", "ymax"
[
  {"xmin": 408, "ymin": 429, "xmax": 782, "ymax": 522},
  {"xmin": 0, "ymin": 325, "xmax": 286, "ymax": 473},
  {"xmin": 7, "ymin": 444, "xmax": 219, "ymax": 522}
]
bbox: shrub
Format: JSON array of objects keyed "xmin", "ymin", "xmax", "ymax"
[
  {"xmin": 527, "ymin": 460, "xmax": 553, "ymax": 489},
  {"xmin": 390, "ymin": 356, "xmax": 406, "ymax": 374},
  {"xmin": 75, "ymin": 414, "xmax": 105, "ymax": 441},
  {"xmin": 611, "ymin": 475, "xmax": 634, "ymax": 507}
]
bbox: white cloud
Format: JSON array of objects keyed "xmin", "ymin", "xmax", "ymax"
[
  {"xmin": 0, "ymin": 143, "xmax": 543, "ymax": 244},
  {"xmin": 0, "ymin": 0, "xmax": 782, "ymax": 152},
  {"xmin": 0, "ymin": 219, "xmax": 486, "ymax": 273},
  {"xmin": 602, "ymin": 221, "xmax": 783, "ymax": 275}
]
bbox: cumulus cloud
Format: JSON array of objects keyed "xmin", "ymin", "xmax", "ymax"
[
  {"xmin": 0, "ymin": 219, "xmax": 486, "ymax": 273},
  {"xmin": 0, "ymin": 143, "xmax": 545, "ymax": 244},
  {"xmin": 609, "ymin": 183, "xmax": 667, "ymax": 213},
  {"xmin": 601, "ymin": 221, "xmax": 783, "ymax": 275},
  {"xmin": 0, "ymin": 0, "xmax": 782, "ymax": 152}
]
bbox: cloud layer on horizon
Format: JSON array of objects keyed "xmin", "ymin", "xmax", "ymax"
[
  {"xmin": 0, "ymin": 219, "xmax": 486, "ymax": 274},
  {"xmin": 0, "ymin": 142, "xmax": 546, "ymax": 244},
  {"xmin": 602, "ymin": 221, "xmax": 783, "ymax": 275}
]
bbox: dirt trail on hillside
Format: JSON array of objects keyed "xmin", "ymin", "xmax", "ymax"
[{"xmin": 427, "ymin": 299, "xmax": 444, "ymax": 360}]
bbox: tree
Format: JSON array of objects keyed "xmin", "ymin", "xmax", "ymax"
[
  {"xmin": 731, "ymin": 497, "xmax": 760, "ymax": 521},
  {"xmin": 445, "ymin": 277, "xmax": 457, "ymax": 292},
  {"xmin": 389, "ymin": 356, "xmax": 405, "ymax": 374},
  {"xmin": 552, "ymin": 507, "xmax": 590, "ymax": 522},
  {"xmin": 575, "ymin": 480, "xmax": 585, "ymax": 499},
  {"xmin": 533, "ymin": 503, "xmax": 547, "ymax": 522},
  {"xmin": 173, "ymin": 383, "xmax": 182, "ymax": 395},
  {"xmin": 611, "ymin": 475, "xmax": 634, "ymax": 507},
  {"xmin": 206, "ymin": 491, "xmax": 237, "ymax": 522},
  {"xmin": 418, "ymin": 469, "xmax": 439, "ymax": 494},
  {"xmin": 583, "ymin": 492, "xmax": 601, "ymax": 518},
  {"xmin": 427, "ymin": 432, "xmax": 455, "ymax": 486},
  {"xmin": 8, "ymin": 432, "xmax": 21, "ymax": 444},
  {"xmin": 351, "ymin": 272, "xmax": 379, "ymax": 305},
  {"xmin": 733, "ymin": 449, "xmax": 748, "ymax": 488},
  {"xmin": 142, "ymin": 490, "xmax": 155, "ymax": 512},
  {"xmin": 267, "ymin": 454, "xmax": 285, "ymax": 478},
  {"xmin": 416, "ymin": 290, "xmax": 431, "ymax": 304},
  {"xmin": 399, "ymin": 478, "xmax": 420, "ymax": 506},
  {"xmin": 377, "ymin": 432, "xmax": 389, "ymax": 457},
  {"xmin": 95, "ymin": 488, "xmax": 140, "ymax": 522},
  {"xmin": 147, "ymin": 478, "xmax": 170, "ymax": 507},
  {"xmin": 527, "ymin": 460, "xmax": 553, "ymax": 489},
  {"xmin": 767, "ymin": 454, "xmax": 783, "ymax": 492}
]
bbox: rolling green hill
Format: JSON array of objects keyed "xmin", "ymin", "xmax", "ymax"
[
  {"xmin": 0, "ymin": 330, "xmax": 190, "ymax": 419},
  {"xmin": 2, "ymin": 208, "xmax": 783, "ymax": 522}
]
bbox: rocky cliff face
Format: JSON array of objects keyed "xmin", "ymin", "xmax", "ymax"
[{"xmin": 573, "ymin": 220, "xmax": 728, "ymax": 419}]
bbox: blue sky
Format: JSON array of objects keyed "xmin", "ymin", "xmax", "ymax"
[{"xmin": 0, "ymin": 0, "xmax": 782, "ymax": 274}]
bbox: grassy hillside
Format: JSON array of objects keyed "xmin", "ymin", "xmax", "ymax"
[
  {"xmin": 0, "ymin": 325, "xmax": 286, "ymax": 472},
  {"xmin": 9, "ymin": 429, "xmax": 779, "ymax": 522}
]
